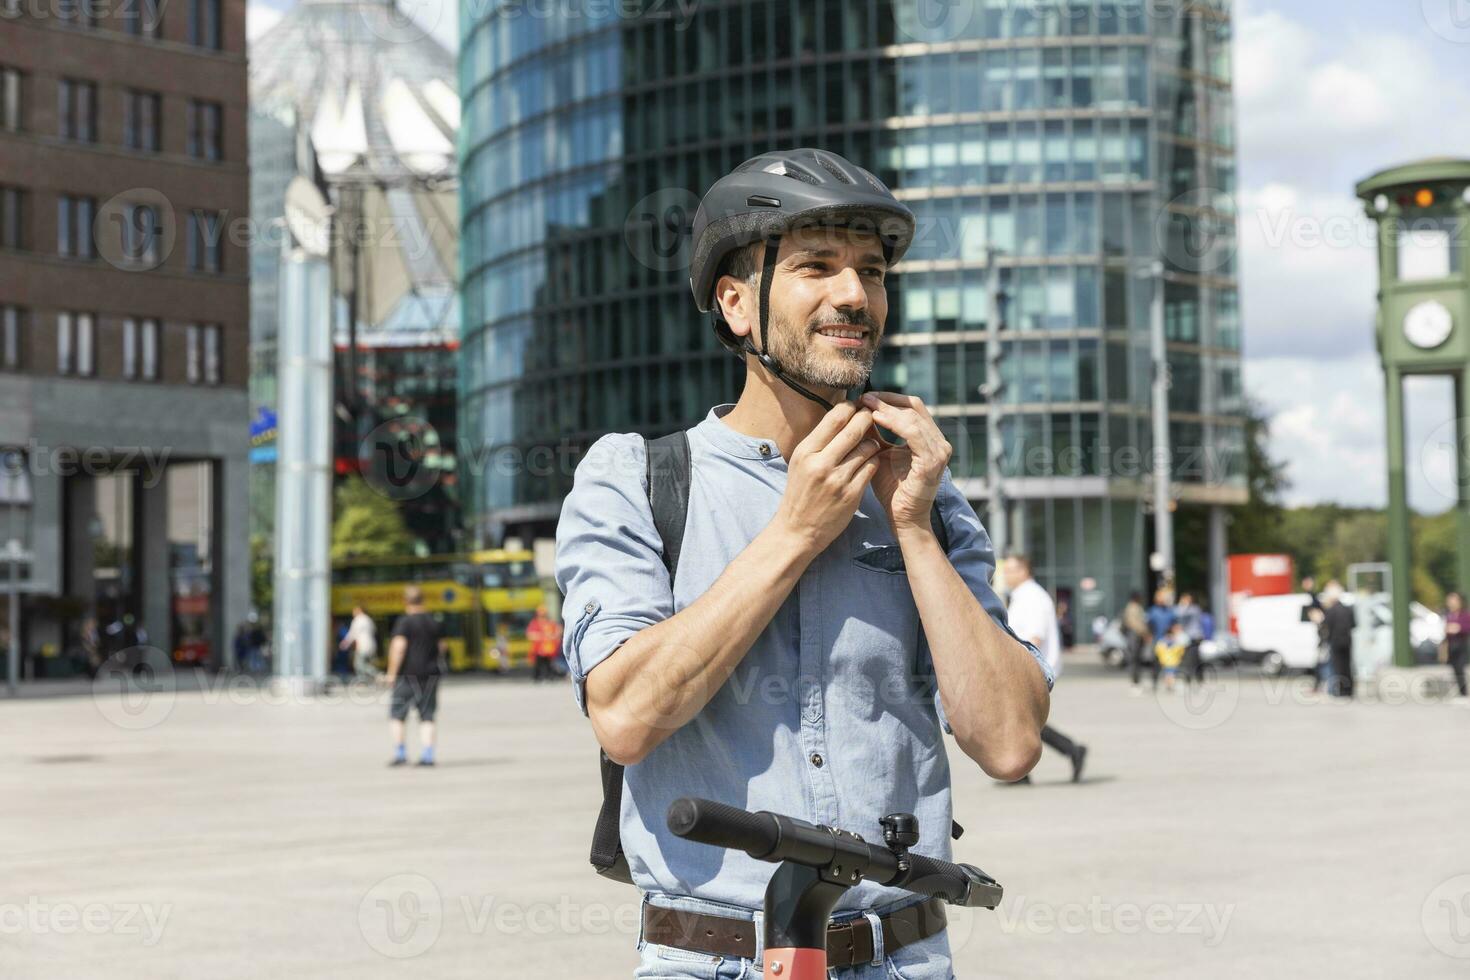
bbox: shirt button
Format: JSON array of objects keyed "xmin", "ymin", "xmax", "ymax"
[
  {"xmin": 810, "ymin": 753, "xmax": 824, "ymax": 768},
  {"xmin": 758, "ymin": 442, "xmax": 772, "ymax": 457},
  {"xmin": 584, "ymin": 602, "xmax": 596, "ymax": 613}
]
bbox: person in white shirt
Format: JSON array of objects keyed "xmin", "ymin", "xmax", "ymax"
[
  {"xmin": 341, "ymin": 606, "xmax": 379, "ymax": 678},
  {"xmin": 1001, "ymin": 554, "xmax": 1088, "ymax": 784}
]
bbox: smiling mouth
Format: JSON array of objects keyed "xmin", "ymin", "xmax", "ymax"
[{"xmin": 813, "ymin": 327, "xmax": 869, "ymax": 347}]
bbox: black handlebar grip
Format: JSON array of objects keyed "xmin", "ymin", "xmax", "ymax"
[
  {"xmin": 667, "ymin": 798, "xmax": 780, "ymax": 859},
  {"xmin": 903, "ymin": 854, "xmax": 1004, "ymax": 909}
]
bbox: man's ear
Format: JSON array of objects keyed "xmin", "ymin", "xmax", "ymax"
[{"xmin": 714, "ymin": 274, "xmax": 754, "ymax": 343}]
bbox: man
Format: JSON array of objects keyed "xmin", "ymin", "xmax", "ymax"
[
  {"xmin": 340, "ymin": 605, "xmax": 379, "ymax": 679},
  {"xmin": 1121, "ymin": 591, "xmax": 1153, "ymax": 694},
  {"xmin": 1174, "ymin": 592, "xmax": 1203, "ymax": 683},
  {"xmin": 526, "ymin": 604, "xmax": 562, "ymax": 682},
  {"xmin": 1001, "ymin": 555, "xmax": 1087, "ymax": 784},
  {"xmin": 1321, "ymin": 581, "xmax": 1356, "ymax": 699},
  {"xmin": 1302, "ymin": 576, "xmax": 1329, "ymax": 694},
  {"xmin": 384, "ymin": 587, "xmax": 445, "ymax": 767},
  {"xmin": 556, "ymin": 149, "xmax": 1052, "ymax": 979}
]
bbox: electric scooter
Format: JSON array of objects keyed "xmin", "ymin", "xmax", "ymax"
[{"xmin": 667, "ymin": 797, "xmax": 1003, "ymax": 979}]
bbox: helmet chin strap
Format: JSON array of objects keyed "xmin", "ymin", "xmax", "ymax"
[{"xmin": 738, "ymin": 234, "xmax": 872, "ymax": 412}]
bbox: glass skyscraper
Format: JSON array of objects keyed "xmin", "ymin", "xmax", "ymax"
[{"xmin": 459, "ymin": 0, "xmax": 1244, "ymax": 612}]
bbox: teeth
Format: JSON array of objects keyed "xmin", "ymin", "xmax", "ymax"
[{"xmin": 818, "ymin": 329, "xmax": 864, "ymax": 340}]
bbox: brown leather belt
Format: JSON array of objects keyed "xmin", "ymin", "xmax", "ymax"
[{"xmin": 642, "ymin": 896, "xmax": 946, "ymax": 970}]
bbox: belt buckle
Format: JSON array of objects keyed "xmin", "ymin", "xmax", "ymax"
[{"xmin": 825, "ymin": 917, "xmax": 872, "ymax": 969}]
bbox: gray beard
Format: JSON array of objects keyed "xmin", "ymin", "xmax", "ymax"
[{"xmin": 765, "ymin": 312, "xmax": 876, "ymax": 391}]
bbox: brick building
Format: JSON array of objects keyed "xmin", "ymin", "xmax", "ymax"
[{"xmin": 0, "ymin": 0, "xmax": 250, "ymax": 675}]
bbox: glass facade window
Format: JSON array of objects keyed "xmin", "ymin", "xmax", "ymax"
[
  {"xmin": 0, "ymin": 185, "xmax": 24, "ymax": 250},
  {"xmin": 1, "ymin": 305, "xmax": 23, "ymax": 370},
  {"xmin": 1, "ymin": 67, "xmax": 22, "ymax": 132},
  {"xmin": 58, "ymin": 78, "xmax": 97, "ymax": 142},
  {"xmin": 57, "ymin": 195, "xmax": 96, "ymax": 259}
]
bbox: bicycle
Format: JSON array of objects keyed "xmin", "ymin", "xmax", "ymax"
[{"xmin": 667, "ymin": 798, "xmax": 1003, "ymax": 978}]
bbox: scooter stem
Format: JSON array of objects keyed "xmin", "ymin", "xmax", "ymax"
[{"xmin": 761, "ymin": 861, "xmax": 850, "ymax": 979}]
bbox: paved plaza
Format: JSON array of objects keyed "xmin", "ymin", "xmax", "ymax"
[{"xmin": 3, "ymin": 661, "xmax": 1468, "ymax": 979}]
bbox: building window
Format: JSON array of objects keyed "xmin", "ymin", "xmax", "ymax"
[
  {"xmin": 187, "ymin": 323, "xmax": 220, "ymax": 384},
  {"xmin": 1, "ymin": 306, "xmax": 24, "ymax": 370},
  {"xmin": 0, "ymin": 186, "xmax": 24, "ymax": 249},
  {"xmin": 1, "ymin": 67, "xmax": 22, "ymax": 132},
  {"xmin": 124, "ymin": 89, "xmax": 161, "ymax": 151},
  {"xmin": 58, "ymin": 78, "xmax": 97, "ymax": 142},
  {"xmin": 122, "ymin": 317, "xmax": 159, "ymax": 380},
  {"xmin": 120, "ymin": 203, "xmax": 162, "ymax": 265},
  {"xmin": 187, "ymin": 210, "xmax": 223, "ymax": 273},
  {"xmin": 58, "ymin": 312, "xmax": 95, "ymax": 377},
  {"xmin": 122, "ymin": 0, "xmax": 162, "ymax": 37},
  {"xmin": 188, "ymin": 0, "xmax": 221, "ymax": 49},
  {"xmin": 187, "ymin": 100, "xmax": 222, "ymax": 161},
  {"xmin": 57, "ymin": 194, "xmax": 97, "ymax": 259}
]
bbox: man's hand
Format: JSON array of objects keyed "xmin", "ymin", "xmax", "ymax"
[
  {"xmin": 860, "ymin": 392, "xmax": 953, "ymax": 535},
  {"xmin": 772, "ymin": 400, "xmax": 886, "ymax": 555}
]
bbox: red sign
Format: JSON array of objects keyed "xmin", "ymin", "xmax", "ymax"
[{"xmin": 1227, "ymin": 554, "xmax": 1296, "ymax": 634}]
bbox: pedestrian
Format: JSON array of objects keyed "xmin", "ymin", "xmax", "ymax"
[
  {"xmin": 1302, "ymin": 576, "xmax": 1329, "ymax": 694},
  {"xmin": 554, "ymin": 149, "xmax": 1053, "ymax": 979},
  {"xmin": 341, "ymin": 605, "xmax": 379, "ymax": 679},
  {"xmin": 1440, "ymin": 590, "xmax": 1469, "ymax": 704},
  {"xmin": 1320, "ymin": 581, "xmax": 1356, "ymax": 699},
  {"xmin": 526, "ymin": 604, "xmax": 562, "ymax": 682},
  {"xmin": 1001, "ymin": 555, "xmax": 1087, "ymax": 783},
  {"xmin": 384, "ymin": 586, "xmax": 445, "ymax": 767},
  {"xmin": 1155, "ymin": 622, "xmax": 1188, "ymax": 692},
  {"xmin": 232, "ymin": 623, "xmax": 253, "ymax": 674},
  {"xmin": 1122, "ymin": 590, "xmax": 1154, "ymax": 694},
  {"xmin": 1175, "ymin": 592, "xmax": 1204, "ymax": 683}
]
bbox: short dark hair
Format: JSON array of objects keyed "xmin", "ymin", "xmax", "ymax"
[
  {"xmin": 711, "ymin": 241, "xmax": 762, "ymax": 355},
  {"xmin": 1004, "ymin": 553, "xmax": 1031, "ymax": 573}
]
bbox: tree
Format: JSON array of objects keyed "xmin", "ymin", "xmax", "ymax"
[
  {"xmin": 1226, "ymin": 397, "xmax": 1289, "ymax": 554},
  {"xmin": 331, "ymin": 476, "xmax": 413, "ymax": 561}
]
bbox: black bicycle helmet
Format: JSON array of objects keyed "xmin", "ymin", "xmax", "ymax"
[{"xmin": 688, "ymin": 148, "xmax": 915, "ymax": 409}]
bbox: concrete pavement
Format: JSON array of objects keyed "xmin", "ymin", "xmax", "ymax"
[{"xmin": 2, "ymin": 661, "xmax": 1468, "ymax": 979}]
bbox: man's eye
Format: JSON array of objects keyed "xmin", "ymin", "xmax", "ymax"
[{"xmin": 862, "ymin": 268, "xmax": 885, "ymax": 279}]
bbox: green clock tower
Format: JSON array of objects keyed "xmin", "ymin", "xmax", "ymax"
[{"xmin": 1356, "ymin": 158, "xmax": 1470, "ymax": 667}]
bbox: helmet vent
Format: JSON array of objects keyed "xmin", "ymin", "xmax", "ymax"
[
  {"xmin": 764, "ymin": 160, "xmax": 819, "ymax": 184},
  {"xmin": 813, "ymin": 152, "xmax": 854, "ymax": 184}
]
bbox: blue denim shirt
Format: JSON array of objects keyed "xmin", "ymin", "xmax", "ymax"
[{"xmin": 554, "ymin": 403, "xmax": 1052, "ymax": 914}]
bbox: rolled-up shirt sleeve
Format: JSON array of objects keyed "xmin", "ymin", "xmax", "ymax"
[
  {"xmin": 554, "ymin": 433, "xmax": 672, "ymax": 716},
  {"xmin": 922, "ymin": 469, "xmax": 1054, "ymax": 735}
]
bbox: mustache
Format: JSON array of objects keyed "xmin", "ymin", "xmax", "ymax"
[{"xmin": 808, "ymin": 310, "xmax": 880, "ymax": 333}]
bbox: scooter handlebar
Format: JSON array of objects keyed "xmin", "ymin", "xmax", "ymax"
[
  {"xmin": 666, "ymin": 797, "xmax": 781, "ymax": 859},
  {"xmin": 666, "ymin": 798, "xmax": 1003, "ymax": 909}
]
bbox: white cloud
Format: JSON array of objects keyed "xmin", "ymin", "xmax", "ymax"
[{"xmin": 1248, "ymin": 354, "xmax": 1458, "ymax": 514}]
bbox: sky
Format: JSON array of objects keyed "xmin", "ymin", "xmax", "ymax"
[{"xmin": 246, "ymin": 0, "xmax": 1470, "ymax": 512}]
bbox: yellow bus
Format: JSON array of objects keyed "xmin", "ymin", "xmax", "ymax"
[{"xmin": 330, "ymin": 549, "xmax": 546, "ymax": 672}]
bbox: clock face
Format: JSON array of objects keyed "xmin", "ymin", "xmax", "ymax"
[{"xmin": 1404, "ymin": 301, "xmax": 1454, "ymax": 350}]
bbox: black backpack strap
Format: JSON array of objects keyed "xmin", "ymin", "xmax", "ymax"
[
  {"xmin": 590, "ymin": 430, "xmax": 692, "ymax": 886},
  {"xmin": 646, "ymin": 430, "xmax": 693, "ymax": 578},
  {"xmin": 928, "ymin": 497, "xmax": 950, "ymax": 555}
]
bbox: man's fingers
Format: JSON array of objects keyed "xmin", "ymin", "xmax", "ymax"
[
  {"xmin": 863, "ymin": 391, "xmax": 931, "ymax": 418},
  {"xmin": 795, "ymin": 400, "xmax": 860, "ymax": 457},
  {"xmin": 815, "ymin": 404, "xmax": 876, "ymax": 466},
  {"xmin": 836, "ymin": 438, "xmax": 884, "ymax": 480}
]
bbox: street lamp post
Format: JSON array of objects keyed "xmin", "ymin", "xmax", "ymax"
[
  {"xmin": 4, "ymin": 452, "xmax": 27, "ymax": 697},
  {"xmin": 1147, "ymin": 260, "xmax": 1175, "ymax": 590}
]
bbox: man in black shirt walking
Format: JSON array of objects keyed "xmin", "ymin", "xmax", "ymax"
[
  {"xmin": 385, "ymin": 586, "xmax": 445, "ymax": 766},
  {"xmin": 1321, "ymin": 581, "xmax": 1357, "ymax": 700}
]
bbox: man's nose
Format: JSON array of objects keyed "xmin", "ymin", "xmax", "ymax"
[{"xmin": 827, "ymin": 267, "xmax": 868, "ymax": 311}]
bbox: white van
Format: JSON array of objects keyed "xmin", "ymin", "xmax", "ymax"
[
  {"xmin": 1235, "ymin": 594, "xmax": 1321, "ymax": 676},
  {"xmin": 1234, "ymin": 591, "xmax": 1437, "ymax": 677}
]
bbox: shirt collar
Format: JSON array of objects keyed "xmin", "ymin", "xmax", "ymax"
[{"xmin": 697, "ymin": 403, "xmax": 786, "ymax": 463}]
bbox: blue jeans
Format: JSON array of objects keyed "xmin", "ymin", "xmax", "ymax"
[{"xmin": 633, "ymin": 893, "xmax": 956, "ymax": 979}]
